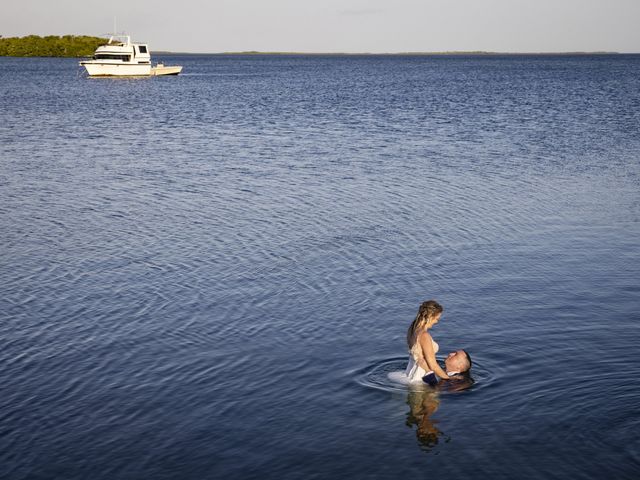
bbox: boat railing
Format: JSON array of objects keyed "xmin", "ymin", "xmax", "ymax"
[{"xmin": 106, "ymin": 35, "xmax": 131, "ymax": 46}]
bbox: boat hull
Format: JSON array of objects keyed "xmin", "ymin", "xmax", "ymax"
[
  {"xmin": 151, "ymin": 65, "xmax": 183, "ymax": 76},
  {"xmin": 80, "ymin": 62, "xmax": 151, "ymax": 77}
]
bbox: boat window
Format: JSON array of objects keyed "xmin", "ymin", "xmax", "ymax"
[
  {"xmin": 94, "ymin": 54, "xmax": 131, "ymax": 61},
  {"xmin": 139, "ymin": 46, "xmax": 148, "ymax": 53}
]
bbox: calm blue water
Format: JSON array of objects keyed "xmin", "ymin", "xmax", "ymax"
[{"xmin": 1, "ymin": 54, "xmax": 639, "ymax": 479}]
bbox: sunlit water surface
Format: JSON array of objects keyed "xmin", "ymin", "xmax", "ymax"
[{"xmin": 1, "ymin": 54, "xmax": 639, "ymax": 479}]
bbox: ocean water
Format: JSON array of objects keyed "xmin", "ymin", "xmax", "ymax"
[{"xmin": 1, "ymin": 54, "xmax": 639, "ymax": 479}]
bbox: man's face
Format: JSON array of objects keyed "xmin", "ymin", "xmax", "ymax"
[{"xmin": 445, "ymin": 350, "xmax": 470, "ymax": 373}]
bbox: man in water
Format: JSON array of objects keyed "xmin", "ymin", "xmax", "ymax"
[
  {"xmin": 444, "ymin": 349, "xmax": 472, "ymax": 376},
  {"xmin": 423, "ymin": 350, "xmax": 472, "ymax": 385}
]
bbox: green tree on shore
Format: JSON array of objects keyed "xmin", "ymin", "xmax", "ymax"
[{"xmin": 0, "ymin": 35, "xmax": 107, "ymax": 57}]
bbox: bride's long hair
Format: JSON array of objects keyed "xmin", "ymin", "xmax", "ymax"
[{"xmin": 406, "ymin": 300, "xmax": 443, "ymax": 349}]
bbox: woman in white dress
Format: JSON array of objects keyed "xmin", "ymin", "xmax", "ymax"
[{"xmin": 404, "ymin": 300, "xmax": 452, "ymax": 383}]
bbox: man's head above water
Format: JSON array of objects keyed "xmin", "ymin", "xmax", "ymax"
[{"xmin": 445, "ymin": 350, "xmax": 472, "ymax": 374}]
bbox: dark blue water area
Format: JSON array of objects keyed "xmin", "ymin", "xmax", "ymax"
[{"xmin": 1, "ymin": 54, "xmax": 640, "ymax": 479}]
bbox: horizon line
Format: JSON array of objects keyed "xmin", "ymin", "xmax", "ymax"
[{"xmin": 153, "ymin": 50, "xmax": 633, "ymax": 56}]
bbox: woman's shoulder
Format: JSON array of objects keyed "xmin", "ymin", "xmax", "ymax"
[
  {"xmin": 417, "ymin": 330, "xmax": 432, "ymax": 339},
  {"xmin": 416, "ymin": 330, "xmax": 433, "ymax": 344}
]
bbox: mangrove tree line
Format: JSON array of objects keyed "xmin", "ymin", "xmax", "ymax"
[{"xmin": 0, "ymin": 35, "xmax": 106, "ymax": 57}]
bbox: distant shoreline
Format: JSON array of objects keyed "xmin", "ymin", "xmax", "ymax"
[
  {"xmin": 2, "ymin": 50, "xmax": 634, "ymax": 58},
  {"xmin": 0, "ymin": 35, "xmax": 106, "ymax": 57},
  {"xmin": 0, "ymin": 34, "xmax": 634, "ymax": 58},
  {"xmin": 155, "ymin": 51, "xmax": 628, "ymax": 56}
]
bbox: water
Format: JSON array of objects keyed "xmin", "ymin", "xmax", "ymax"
[{"xmin": 1, "ymin": 54, "xmax": 639, "ymax": 479}]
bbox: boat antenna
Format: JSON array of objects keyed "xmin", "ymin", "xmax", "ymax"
[{"xmin": 113, "ymin": 16, "xmax": 117, "ymax": 36}]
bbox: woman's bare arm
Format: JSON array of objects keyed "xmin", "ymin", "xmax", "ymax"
[
  {"xmin": 413, "ymin": 343, "xmax": 431, "ymax": 373},
  {"xmin": 418, "ymin": 332, "xmax": 450, "ymax": 380}
]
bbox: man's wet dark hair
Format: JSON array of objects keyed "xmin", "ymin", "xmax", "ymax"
[{"xmin": 462, "ymin": 350, "xmax": 472, "ymax": 370}]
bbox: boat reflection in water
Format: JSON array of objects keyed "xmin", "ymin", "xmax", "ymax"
[{"xmin": 405, "ymin": 375, "xmax": 474, "ymax": 452}]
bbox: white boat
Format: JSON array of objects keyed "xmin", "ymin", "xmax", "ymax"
[
  {"xmin": 80, "ymin": 35, "xmax": 182, "ymax": 77},
  {"xmin": 151, "ymin": 63, "xmax": 183, "ymax": 76}
]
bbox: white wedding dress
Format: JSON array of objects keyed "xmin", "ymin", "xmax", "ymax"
[{"xmin": 389, "ymin": 333, "xmax": 439, "ymax": 384}]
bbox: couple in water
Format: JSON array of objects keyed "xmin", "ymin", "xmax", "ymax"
[{"xmin": 394, "ymin": 299, "xmax": 472, "ymax": 386}]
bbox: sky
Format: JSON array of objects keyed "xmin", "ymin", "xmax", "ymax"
[{"xmin": 2, "ymin": 0, "xmax": 640, "ymax": 53}]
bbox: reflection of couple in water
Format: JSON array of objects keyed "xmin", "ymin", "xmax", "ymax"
[
  {"xmin": 405, "ymin": 379, "xmax": 472, "ymax": 451},
  {"xmin": 391, "ymin": 300, "xmax": 474, "ymax": 450}
]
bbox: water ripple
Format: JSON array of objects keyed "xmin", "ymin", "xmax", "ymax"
[{"xmin": 354, "ymin": 356, "xmax": 493, "ymax": 394}]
